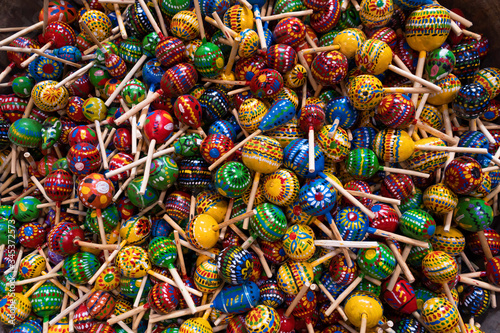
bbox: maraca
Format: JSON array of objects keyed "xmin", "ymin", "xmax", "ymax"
[
  {"xmin": 242, "ymin": 203, "xmax": 288, "ymax": 249},
  {"xmin": 209, "ymin": 98, "xmax": 295, "ymax": 171},
  {"xmin": 324, "ymin": 96, "xmax": 358, "ymax": 138},
  {"xmin": 240, "ymin": 136, "xmax": 283, "ymax": 228},
  {"xmin": 421, "ymin": 297, "xmax": 460, "ymax": 333},
  {"xmin": 148, "ymin": 236, "xmax": 197, "ymax": 313},
  {"xmin": 77, "ymin": 173, "xmax": 115, "ymax": 257},
  {"xmin": 355, "ymin": 39, "xmax": 441, "ymax": 91},
  {"xmin": 43, "ymin": 169, "xmax": 73, "ymax": 225},
  {"xmin": 345, "ymin": 148, "xmax": 430, "ymax": 180},
  {"xmin": 298, "ymin": 104, "xmax": 325, "ymax": 173},
  {"xmin": 422, "ymin": 251, "xmax": 467, "ymax": 331},
  {"xmin": 29, "ymin": 282, "xmax": 62, "ymax": 333},
  {"xmin": 141, "ymin": 110, "xmax": 174, "ymax": 195},
  {"xmin": 0, "ymin": 293, "xmax": 31, "ymax": 326},
  {"xmin": 344, "ymin": 291, "xmax": 383, "ymax": 333},
  {"xmin": 245, "ymin": 305, "xmax": 281, "ymax": 333},
  {"xmin": 82, "ymin": 97, "xmax": 109, "ymax": 170},
  {"xmin": 80, "ymin": 21, "xmax": 126, "ymax": 79}
]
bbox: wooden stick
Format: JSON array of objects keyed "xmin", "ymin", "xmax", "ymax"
[
  {"xmin": 113, "ymin": 4, "xmax": 128, "ymax": 39},
  {"xmin": 261, "ymin": 9, "xmax": 313, "ymax": 21},
  {"xmin": 0, "ymin": 22, "xmax": 44, "ymax": 47},
  {"xmin": 285, "ymin": 282, "xmax": 310, "ymax": 317}
]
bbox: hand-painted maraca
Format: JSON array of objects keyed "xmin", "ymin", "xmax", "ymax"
[
  {"xmin": 245, "ymin": 305, "xmax": 281, "ymax": 333},
  {"xmin": 82, "ymin": 97, "xmax": 109, "ymax": 169},
  {"xmin": 174, "ymin": 95, "xmax": 204, "ymax": 134},
  {"xmin": 81, "ymin": 21, "xmax": 126, "ymax": 79},
  {"xmin": 8, "ymin": 118, "xmax": 43, "ymax": 148},
  {"xmin": 212, "ymin": 281, "xmax": 260, "ymax": 314},
  {"xmin": 141, "ymin": 110, "xmax": 174, "ymax": 195},
  {"xmin": 148, "ymin": 236, "xmax": 197, "ymax": 313},
  {"xmin": 421, "ymin": 297, "xmax": 460, "ymax": 333},
  {"xmin": 62, "ymin": 252, "xmax": 100, "ymax": 285},
  {"xmin": 209, "ymin": 98, "xmax": 295, "ymax": 171},
  {"xmin": 43, "ymin": 169, "xmax": 73, "ymax": 225},
  {"xmin": 298, "ymin": 104, "xmax": 325, "ymax": 173},
  {"xmin": 216, "ymin": 246, "xmax": 254, "ymax": 285},
  {"xmin": 241, "ymin": 136, "xmax": 283, "ymax": 228},
  {"xmin": 77, "ymin": 173, "xmax": 115, "ymax": 257},
  {"xmin": 30, "ymin": 282, "xmax": 64, "ymax": 333},
  {"xmin": 0, "ymin": 293, "xmax": 32, "ymax": 326},
  {"xmin": 344, "ymin": 291, "xmax": 383, "ymax": 333},
  {"xmin": 243, "ymin": 203, "xmax": 288, "ymax": 249},
  {"xmin": 324, "ymin": 96, "xmax": 358, "ymax": 138}
]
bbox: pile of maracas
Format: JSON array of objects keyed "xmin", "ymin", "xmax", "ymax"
[{"xmin": 0, "ymin": 0, "xmax": 498, "ymax": 333}]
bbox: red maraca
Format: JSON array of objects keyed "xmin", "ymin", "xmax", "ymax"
[
  {"xmin": 77, "ymin": 173, "xmax": 115, "ymax": 258},
  {"xmin": 141, "ymin": 110, "xmax": 174, "ymax": 195},
  {"xmin": 43, "ymin": 169, "xmax": 74, "ymax": 225},
  {"xmin": 1, "ymin": 37, "xmax": 39, "ymax": 80},
  {"xmin": 298, "ymin": 104, "xmax": 325, "ymax": 173},
  {"xmin": 173, "ymin": 95, "xmax": 205, "ymax": 134}
]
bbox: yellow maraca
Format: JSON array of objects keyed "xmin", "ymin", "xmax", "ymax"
[{"xmin": 344, "ymin": 291, "xmax": 383, "ymax": 333}]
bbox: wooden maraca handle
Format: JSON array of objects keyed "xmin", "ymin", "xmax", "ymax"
[{"xmin": 114, "ymin": 90, "xmax": 163, "ymax": 125}]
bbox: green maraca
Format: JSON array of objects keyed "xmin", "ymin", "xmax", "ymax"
[
  {"xmin": 8, "ymin": 118, "xmax": 42, "ymax": 148},
  {"xmin": 454, "ymin": 197, "xmax": 494, "ymax": 260},
  {"xmin": 41, "ymin": 117, "xmax": 62, "ymax": 150},
  {"xmin": 12, "ymin": 76, "xmax": 35, "ymax": 98},
  {"xmin": 12, "ymin": 196, "xmax": 41, "ymax": 222},
  {"xmin": 345, "ymin": 148, "xmax": 429, "ymax": 180},
  {"xmin": 242, "ymin": 203, "xmax": 288, "ymax": 249},
  {"xmin": 30, "ymin": 282, "xmax": 63, "ymax": 333},
  {"xmin": 62, "ymin": 252, "xmax": 100, "ymax": 284},
  {"xmin": 357, "ymin": 242, "xmax": 396, "ymax": 280},
  {"xmin": 127, "ymin": 176, "xmax": 160, "ymax": 209},
  {"xmin": 148, "ymin": 236, "xmax": 197, "ymax": 313},
  {"xmin": 149, "ymin": 155, "xmax": 179, "ymax": 191}
]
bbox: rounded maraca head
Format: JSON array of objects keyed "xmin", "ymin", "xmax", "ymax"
[
  {"xmin": 444, "ymin": 156, "xmax": 483, "ymax": 195},
  {"xmin": 282, "ymin": 224, "xmax": 315, "ymax": 262},
  {"xmin": 423, "ymin": 183, "xmax": 458, "ymax": 214},
  {"xmin": 405, "ymin": 5, "xmax": 451, "ymax": 52},
  {"xmin": 453, "ymin": 83, "xmax": 490, "ymax": 120},
  {"xmin": 213, "ymin": 281, "xmax": 260, "ymax": 314},
  {"xmin": 273, "ymin": 17, "xmax": 306, "ymax": 48},
  {"xmin": 277, "ymin": 261, "xmax": 314, "ymax": 295},
  {"xmin": 69, "ymin": 126, "xmax": 98, "ymax": 147},
  {"xmin": 467, "ymin": 228, "xmax": 500, "ymax": 257},
  {"xmin": 298, "ymin": 104, "xmax": 325, "ymax": 133},
  {"xmin": 8, "ymin": 118, "xmax": 42, "ymax": 148},
  {"xmin": 475, "ymin": 67, "xmax": 500, "ymax": 99},
  {"xmin": 422, "ymin": 251, "xmax": 457, "ymax": 284},
  {"xmin": 344, "ymin": 291, "xmax": 383, "ymax": 329},
  {"xmin": 357, "ymin": 243, "xmax": 396, "ymax": 280},
  {"xmin": 486, "ymin": 257, "xmax": 500, "ymax": 286},
  {"xmin": 142, "ymin": 59, "xmax": 165, "ymax": 87},
  {"xmin": 355, "ymin": 39, "xmax": 393, "ymax": 75},
  {"xmin": 73, "ymin": 303, "xmax": 97, "ymax": 333},
  {"xmin": 373, "ymin": 128, "xmax": 415, "ymax": 163},
  {"xmin": 310, "ymin": 0, "xmax": 341, "ymax": 33},
  {"xmin": 311, "ymin": 51, "xmax": 348, "ymax": 86},
  {"xmin": 78, "ymin": 173, "xmax": 114, "ymax": 210},
  {"xmin": 148, "ymin": 236, "xmax": 178, "ymax": 269},
  {"xmin": 44, "ymin": 169, "xmax": 73, "ymax": 202},
  {"xmin": 347, "ymin": 74, "xmax": 383, "ymax": 111},
  {"xmin": 11, "ymin": 196, "xmax": 41, "ymax": 222},
  {"xmin": 19, "ymin": 253, "xmax": 46, "ymax": 280},
  {"xmin": 173, "ymin": 95, "xmax": 202, "ymax": 129},
  {"xmin": 262, "ymin": 169, "xmax": 300, "ymax": 206},
  {"xmin": 10, "ymin": 319, "xmax": 43, "ymax": 333},
  {"xmin": 376, "ymin": 93, "xmax": 416, "ymax": 128},
  {"xmin": 41, "ymin": 117, "xmax": 62, "ymax": 149},
  {"xmin": 179, "ymin": 318, "xmax": 212, "ymax": 333},
  {"xmin": 316, "ymin": 125, "xmax": 351, "ymax": 162},
  {"xmin": 185, "ymin": 214, "xmax": 219, "ymax": 250},
  {"xmin": 241, "ymin": 136, "xmax": 283, "ymax": 174},
  {"xmin": 119, "ymin": 215, "xmax": 151, "ymax": 245},
  {"xmin": 249, "ymin": 69, "xmax": 284, "ymax": 99},
  {"xmin": 406, "ymin": 137, "xmax": 448, "ymax": 173},
  {"xmin": 382, "ymin": 278, "xmax": 418, "ymax": 314},
  {"xmin": 83, "ymin": 97, "xmax": 107, "ymax": 122},
  {"xmin": 214, "ymin": 161, "xmax": 252, "ymax": 199},
  {"xmin": 336, "ymin": 206, "xmax": 369, "ymax": 242},
  {"xmin": 94, "ymin": 266, "xmax": 121, "ymax": 292},
  {"xmin": 266, "ymin": 44, "xmax": 297, "ymax": 74},
  {"xmin": 148, "ymin": 282, "xmax": 179, "ymax": 314},
  {"xmin": 454, "ymin": 197, "xmax": 493, "ymax": 232},
  {"xmin": 18, "ymin": 222, "xmax": 46, "ymax": 249},
  {"xmin": 345, "ymin": 148, "xmax": 380, "ymax": 180},
  {"xmin": 329, "ymin": 254, "xmax": 358, "ymax": 285},
  {"xmin": 425, "ymin": 48, "xmax": 456, "ymax": 82},
  {"xmin": 250, "ymin": 203, "xmax": 288, "ymax": 242},
  {"xmin": 200, "ymin": 134, "xmax": 234, "ymax": 165},
  {"xmin": 216, "ymin": 246, "xmax": 254, "ymax": 285},
  {"xmin": 126, "ymin": 177, "xmax": 159, "ymax": 209},
  {"xmin": 149, "ymin": 155, "xmax": 179, "ymax": 191},
  {"xmin": 245, "ymin": 305, "xmax": 281, "ymax": 333},
  {"xmin": 115, "ymin": 246, "xmax": 151, "ymax": 279},
  {"xmin": 0, "ymin": 293, "xmax": 31, "ymax": 325},
  {"xmin": 399, "ymin": 209, "xmax": 436, "ymax": 240},
  {"xmin": 298, "ymin": 177, "xmax": 336, "ymax": 216},
  {"xmin": 421, "ymin": 297, "xmax": 459, "ymax": 332},
  {"xmin": 460, "ymin": 285, "xmax": 490, "ymax": 318},
  {"xmin": 194, "ymin": 259, "xmax": 222, "ymax": 293},
  {"xmin": 48, "ymin": 221, "xmax": 85, "ymax": 256},
  {"xmin": 86, "ymin": 290, "xmax": 115, "ymax": 320},
  {"xmin": 160, "ymin": 63, "xmax": 198, "ymax": 98},
  {"xmin": 260, "ymin": 279, "xmax": 285, "ymax": 308},
  {"xmin": 194, "ymin": 41, "xmax": 224, "ymax": 78},
  {"xmin": 80, "ymin": 10, "xmax": 112, "ymax": 42},
  {"xmin": 143, "ymin": 110, "xmax": 174, "ymax": 144},
  {"xmin": 62, "ymin": 252, "xmax": 100, "ymax": 284}
]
